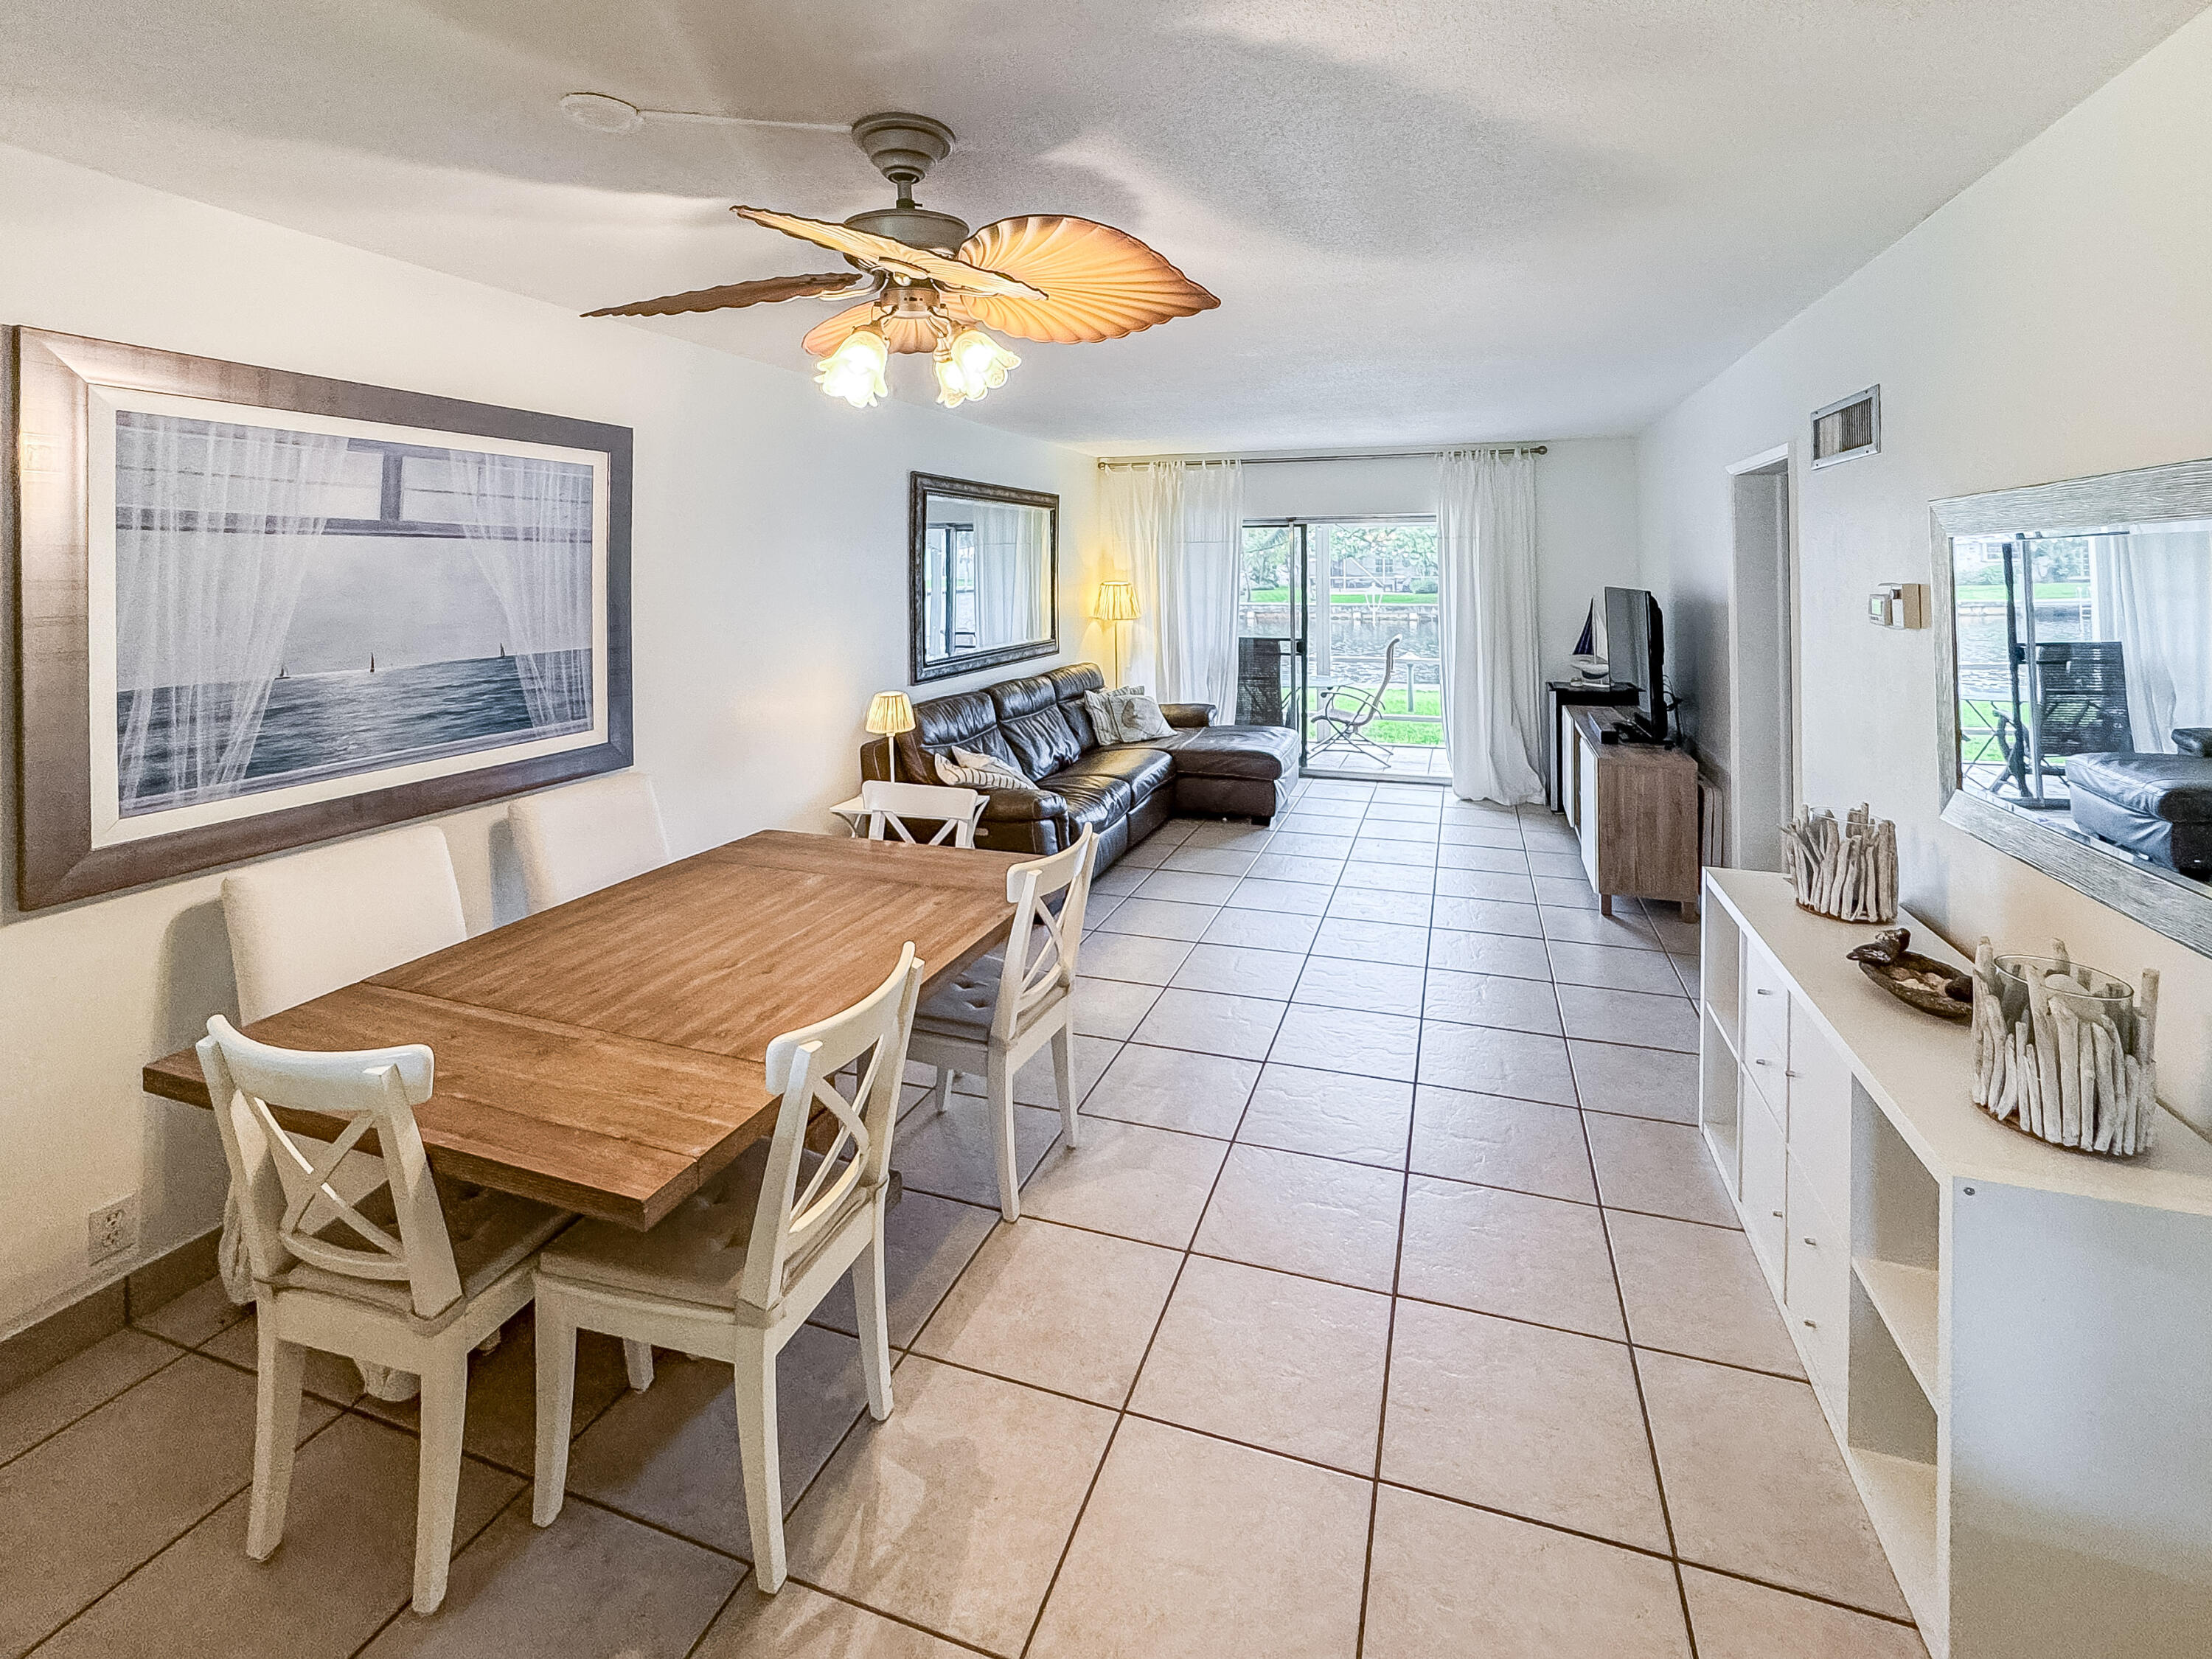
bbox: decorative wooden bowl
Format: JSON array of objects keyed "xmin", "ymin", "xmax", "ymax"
[{"xmin": 1847, "ymin": 928, "xmax": 1974, "ymax": 1021}]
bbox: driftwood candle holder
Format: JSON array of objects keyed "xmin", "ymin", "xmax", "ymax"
[
  {"xmin": 1969, "ymin": 938, "xmax": 2160, "ymax": 1156},
  {"xmin": 1783, "ymin": 804, "xmax": 1897, "ymax": 922}
]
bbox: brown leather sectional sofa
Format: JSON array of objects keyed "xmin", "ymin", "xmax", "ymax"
[{"xmin": 860, "ymin": 662, "xmax": 1300, "ymax": 868}]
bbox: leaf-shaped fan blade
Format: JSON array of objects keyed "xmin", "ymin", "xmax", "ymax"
[
  {"xmin": 732, "ymin": 206, "xmax": 1044, "ymax": 299},
  {"xmin": 583, "ymin": 271, "xmax": 863, "ymax": 318},
  {"xmin": 800, "ymin": 302, "xmax": 959, "ymax": 358},
  {"xmin": 954, "ymin": 217, "xmax": 1219, "ymax": 344}
]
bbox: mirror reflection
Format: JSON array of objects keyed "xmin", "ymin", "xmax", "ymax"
[
  {"xmin": 911, "ymin": 476, "xmax": 1056, "ymax": 682},
  {"xmin": 1951, "ymin": 519, "xmax": 2212, "ymax": 887}
]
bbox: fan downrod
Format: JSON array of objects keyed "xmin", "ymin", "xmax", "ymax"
[{"xmin": 845, "ymin": 112, "xmax": 967, "ymax": 254}]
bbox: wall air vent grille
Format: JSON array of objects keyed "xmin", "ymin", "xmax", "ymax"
[{"xmin": 1811, "ymin": 385, "xmax": 1880, "ymax": 469}]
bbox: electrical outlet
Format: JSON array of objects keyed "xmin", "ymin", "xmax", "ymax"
[{"xmin": 88, "ymin": 1197, "xmax": 139, "ymax": 1264}]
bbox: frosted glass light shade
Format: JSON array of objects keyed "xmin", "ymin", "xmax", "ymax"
[
  {"xmin": 1094, "ymin": 580, "xmax": 1141, "ymax": 622},
  {"xmin": 865, "ymin": 690, "xmax": 916, "ymax": 735},
  {"xmin": 816, "ymin": 326, "xmax": 890, "ymax": 407}
]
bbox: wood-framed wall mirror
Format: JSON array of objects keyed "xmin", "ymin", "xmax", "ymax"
[
  {"xmin": 1932, "ymin": 456, "xmax": 2212, "ymax": 956},
  {"xmin": 908, "ymin": 472, "xmax": 1058, "ymax": 684}
]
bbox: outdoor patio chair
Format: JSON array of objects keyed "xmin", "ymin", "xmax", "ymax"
[
  {"xmin": 1989, "ymin": 640, "xmax": 2130, "ymax": 801},
  {"xmin": 1309, "ymin": 635, "xmax": 1402, "ymax": 765}
]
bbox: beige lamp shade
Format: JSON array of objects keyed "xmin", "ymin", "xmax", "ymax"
[
  {"xmin": 1094, "ymin": 580, "xmax": 1141, "ymax": 622},
  {"xmin": 866, "ymin": 690, "xmax": 916, "ymax": 735}
]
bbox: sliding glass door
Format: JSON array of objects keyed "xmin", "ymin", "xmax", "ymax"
[{"xmin": 1237, "ymin": 518, "xmax": 1444, "ymax": 781}]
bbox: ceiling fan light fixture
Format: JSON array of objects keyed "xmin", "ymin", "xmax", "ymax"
[
  {"xmin": 947, "ymin": 327, "xmax": 1020, "ymax": 396},
  {"xmin": 816, "ymin": 324, "xmax": 890, "ymax": 408},
  {"xmin": 931, "ymin": 346, "xmax": 971, "ymax": 409}
]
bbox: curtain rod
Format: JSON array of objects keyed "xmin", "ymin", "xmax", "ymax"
[{"xmin": 1096, "ymin": 444, "xmax": 1546, "ymax": 470}]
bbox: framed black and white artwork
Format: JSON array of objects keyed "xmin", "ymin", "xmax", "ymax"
[{"xmin": 8, "ymin": 329, "xmax": 633, "ymax": 909}]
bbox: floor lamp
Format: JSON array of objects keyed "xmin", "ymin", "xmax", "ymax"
[
  {"xmin": 866, "ymin": 690, "xmax": 916, "ymax": 782},
  {"xmin": 1095, "ymin": 580, "xmax": 1140, "ymax": 689}
]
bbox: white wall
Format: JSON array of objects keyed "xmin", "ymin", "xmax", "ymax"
[
  {"xmin": 1071, "ymin": 439, "xmax": 1642, "ymax": 698},
  {"xmin": 1637, "ymin": 10, "xmax": 2212, "ymax": 1136},
  {"xmin": 0, "ymin": 144, "xmax": 1094, "ymax": 1336}
]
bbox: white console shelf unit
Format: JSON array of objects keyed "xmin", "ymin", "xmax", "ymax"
[{"xmin": 1697, "ymin": 869, "xmax": 2212, "ymax": 1659}]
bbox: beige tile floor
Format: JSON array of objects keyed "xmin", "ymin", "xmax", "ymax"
[{"xmin": 0, "ymin": 779, "xmax": 1926, "ymax": 1658}]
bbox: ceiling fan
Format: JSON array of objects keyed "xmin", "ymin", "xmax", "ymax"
[{"xmin": 582, "ymin": 111, "xmax": 1220, "ymax": 408}]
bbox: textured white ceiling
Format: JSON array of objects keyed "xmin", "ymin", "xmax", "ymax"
[{"xmin": 1, "ymin": 1, "xmax": 2202, "ymax": 451}]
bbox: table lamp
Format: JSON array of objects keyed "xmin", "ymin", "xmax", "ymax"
[
  {"xmin": 866, "ymin": 690, "xmax": 916, "ymax": 782},
  {"xmin": 1094, "ymin": 580, "xmax": 1140, "ymax": 688}
]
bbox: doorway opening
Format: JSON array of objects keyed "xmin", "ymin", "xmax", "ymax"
[
  {"xmin": 1237, "ymin": 518, "xmax": 1448, "ymax": 782},
  {"xmin": 1727, "ymin": 448, "xmax": 1798, "ymax": 869}
]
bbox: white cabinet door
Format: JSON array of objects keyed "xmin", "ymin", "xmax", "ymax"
[
  {"xmin": 1784, "ymin": 1157, "xmax": 1850, "ymax": 1394},
  {"xmin": 1740, "ymin": 1082, "xmax": 1788, "ymax": 1285},
  {"xmin": 1786, "ymin": 1004, "xmax": 1852, "ymax": 1220}
]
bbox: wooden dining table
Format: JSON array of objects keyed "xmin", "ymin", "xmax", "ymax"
[{"xmin": 141, "ymin": 830, "xmax": 1023, "ymax": 1229}]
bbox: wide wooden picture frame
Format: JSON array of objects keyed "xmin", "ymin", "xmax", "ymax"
[
  {"xmin": 7, "ymin": 328, "xmax": 634, "ymax": 910},
  {"xmin": 908, "ymin": 471, "xmax": 1059, "ymax": 685}
]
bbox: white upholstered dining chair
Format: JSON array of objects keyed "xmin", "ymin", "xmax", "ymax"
[
  {"xmin": 859, "ymin": 779, "xmax": 987, "ymax": 848},
  {"xmin": 529, "ymin": 943, "xmax": 925, "ymax": 1591},
  {"xmin": 223, "ymin": 824, "xmax": 467, "ymax": 1026},
  {"xmin": 909, "ymin": 829, "xmax": 1098, "ymax": 1222},
  {"xmin": 508, "ymin": 771, "xmax": 671, "ymax": 912},
  {"xmin": 196, "ymin": 1018, "xmax": 573, "ymax": 1615}
]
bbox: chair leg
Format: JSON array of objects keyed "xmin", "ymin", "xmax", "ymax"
[
  {"xmin": 411, "ymin": 1348, "xmax": 470, "ymax": 1615},
  {"xmin": 731, "ymin": 1331, "xmax": 787, "ymax": 1592},
  {"xmin": 246, "ymin": 1311, "xmax": 307, "ymax": 1560},
  {"xmin": 931, "ymin": 1065, "xmax": 953, "ymax": 1114},
  {"xmin": 622, "ymin": 1340, "xmax": 655, "ymax": 1392},
  {"xmin": 851, "ymin": 1208, "xmax": 895, "ymax": 1424},
  {"xmin": 987, "ymin": 1048, "xmax": 1020, "ymax": 1223},
  {"xmin": 531, "ymin": 1297, "xmax": 578, "ymax": 1528},
  {"xmin": 1051, "ymin": 1025, "xmax": 1080, "ymax": 1149}
]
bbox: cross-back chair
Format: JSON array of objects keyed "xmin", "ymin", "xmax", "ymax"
[
  {"xmin": 529, "ymin": 944, "xmax": 925, "ymax": 1592},
  {"xmin": 196, "ymin": 1018, "xmax": 574, "ymax": 1615},
  {"xmin": 860, "ymin": 779, "xmax": 987, "ymax": 848},
  {"xmin": 908, "ymin": 828, "xmax": 1099, "ymax": 1222}
]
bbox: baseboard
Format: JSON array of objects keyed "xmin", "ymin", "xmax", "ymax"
[{"xmin": 0, "ymin": 1225, "xmax": 221, "ymax": 1397}]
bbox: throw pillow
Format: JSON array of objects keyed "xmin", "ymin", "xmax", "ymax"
[
  {"xmin": 935, "ymin": 750, "xmax": 1030, "ymax": 792},
  {"xmin": 1086, "ymin": 686, "xmax": 1174, "ymax": 743}
]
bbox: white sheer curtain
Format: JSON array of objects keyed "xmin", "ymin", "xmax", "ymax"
[
  {"xmin": 445, "ymin": 451, "xmax": 594, "ymax": 732},
  {"xmin": 2092, "ymin": 528, "xmax": 2212, "ymax": 750},
  {"xmin": 1438, "ymin": 448, "xmax": 1545, "ymax": 804},
  {"xmin": 973, "ymin": 499, "xmax": 1047, "ymax": 648},
  {"xmin": 1099, "ymin": 459, "xmax": 1243, "ymax": 709},
  {"xmin": 114, "ymin": 413, "xmax": 351, "ymax": 812}
]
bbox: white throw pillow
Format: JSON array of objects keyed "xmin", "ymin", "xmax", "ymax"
[
  {"xmin": 936, "ymin": 749, "xmax": 1031, "ymax": 792},
  {"xmin": 1086, "ymin": 686, "xmax": 1174, "ymax": 743}
]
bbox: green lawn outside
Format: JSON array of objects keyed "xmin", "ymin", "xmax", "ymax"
[
  {"xmin": 1952, "ymin": 582, "xmax": 2087, "ymax": 605},
  {"xmin": 1304, "ymin": 685, "xmax": 1442, "ymax": 747}
]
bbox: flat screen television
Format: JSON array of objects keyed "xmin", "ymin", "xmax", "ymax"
[{"xmin": 1604, "ymin": 585, "xmax": 1667, "ymax": 740}]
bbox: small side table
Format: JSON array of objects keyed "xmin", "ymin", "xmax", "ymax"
[
  {"xmin": 1545, "ymin": 681, "xmax": 1638, "ymax": 810},
  {"xmin": 828, "ymin": 796, "xmax": 869, "ymax": 837}
]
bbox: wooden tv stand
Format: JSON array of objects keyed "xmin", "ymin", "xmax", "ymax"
[{"xmin": 1561, "ymin": 704, "xmax": 1700, "ymax": 919}]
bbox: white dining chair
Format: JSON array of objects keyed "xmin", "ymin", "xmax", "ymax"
[
  {"xmin": 529, "ymin": 944, "xmax": 925, "ymax": 1591},
  {"xmin": 223, "ymin": 824, "xmax": 467, "ymax": 1025},
  {"xmin": 195, "ymin": 1017, "xmax": 574, "ymax": 1615},
  {"xmin": 909, "ymin": 829, "xmax": 1098, "ymax": 1222},
  {"xmin": 220, "ymin": 825, "xmax": 476, "ymax": 1405},
  {"xmin": 860, "ymin": 778, "xmax": 987, "ymax": 848},
  {"xmin": 508, "ymin": 771, "xmax": 671, "ymax": 912}
]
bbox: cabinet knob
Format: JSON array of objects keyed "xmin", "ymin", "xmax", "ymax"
[
  {"xmin": 1755, "ymin": 987, "xmax": 1775, "ymax": 997},
  {"xmin": 1770, "ymin": 1209, "xmax": 1784, "ymax": 1219},
  {"xmin": 1802, "ymin": 1237, "xmax": 1817, "ymax": 1246},
  {"xmin": 1803, "ymin": 1318, "xmax": 1818, "ymax": 1329},
  {"xmin": 1754, "ymin": 1058, "xmax": 1775, "ymax": 1068}
]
